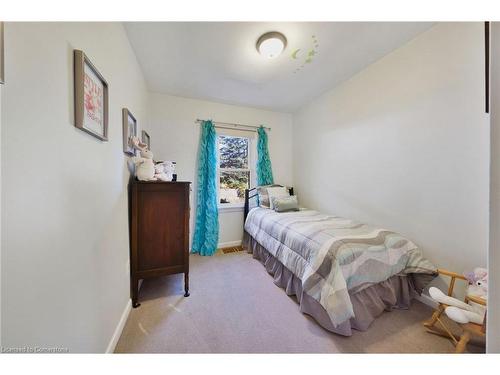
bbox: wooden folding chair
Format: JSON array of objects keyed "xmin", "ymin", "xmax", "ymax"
[{"xmin": 423, "ymin": 269, "xmax": 487, "ymax": 353}]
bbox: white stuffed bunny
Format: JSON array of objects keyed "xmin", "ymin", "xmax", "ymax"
[
  {"xmin": 130, "ymin": 136, "xmax": 156, "ymax": 181},
  {"xmin": 429, "ymin": 267, "xmax": 487, "ymax": 325}
]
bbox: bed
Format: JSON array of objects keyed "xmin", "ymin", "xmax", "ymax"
[{"xmin": 243, "ymin": 186, "xmax": 437, "ymax": 336}]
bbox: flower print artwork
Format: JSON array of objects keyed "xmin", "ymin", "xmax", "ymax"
[
  {"xmin": 74, "ymin": 50, "xmax": 108, "ymax": 141},
  {"xmin": 83, "ymin": 64, "xmax": 105, "ymax": 135}
]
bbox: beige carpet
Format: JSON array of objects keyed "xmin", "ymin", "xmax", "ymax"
[{"xmin": 115, "ymin": 251, "xmax": 485, "ymax": 353}]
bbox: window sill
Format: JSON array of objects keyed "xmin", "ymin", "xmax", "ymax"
[{"xmin": 218, "ymin": 205, "xmax": 244, "ymax": 213}]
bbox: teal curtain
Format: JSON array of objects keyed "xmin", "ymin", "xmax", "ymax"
[
  {"xmin": 191, "ymin": 120, "xmax": 219, "ymax": 256},
  {"xmin": 257, "ymin": 126, "xmax": 274, "ymax": 186}
]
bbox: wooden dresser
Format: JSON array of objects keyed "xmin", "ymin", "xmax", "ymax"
[{"xmin": 129, "ymin": 180, "xmax": 191, "ymax": 307}]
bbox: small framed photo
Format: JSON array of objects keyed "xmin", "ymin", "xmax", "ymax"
[
  {"xmin": 141, "ymin": 130, "xmax": 151, "ymax": 150},
  {"xmin": 1, "ymin": 22, "xmax": 4, "ymax": 84},
  {"xmin": 122, "ymin": 108, "xmax": 137, "ymax": 156},
  {"xmin": 74, "ymin": 49, "xmax": 108, "ymax": 141}
]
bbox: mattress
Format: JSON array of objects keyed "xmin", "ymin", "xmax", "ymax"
[{"xmin": 243, "ymin": 208, "xmax": 437, "ymax": 333}]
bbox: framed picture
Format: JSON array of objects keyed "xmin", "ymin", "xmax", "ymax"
[
  {"xmin": 141, "ymin": 130, "xmax": 151, "ymax": 150},
  {"xmin": 122, "ymin": 108, "xmax": 137, "ymax": 156},
  {"xmin": 74, "ymin": 49, "xmax": 108, "ymax": 140},
  {"xmin": 1, "ymin": 22, "xmax": 4, "ymax": 84},
  {"xmin": 485, "ymin": 21, "xmax": 490, "ymax": 113}
]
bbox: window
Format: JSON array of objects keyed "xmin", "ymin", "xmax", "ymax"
[{"xmin": 217, "ymin": 134, "xmax": 254, "ymax": 208}]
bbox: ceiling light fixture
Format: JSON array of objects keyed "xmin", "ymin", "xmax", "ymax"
[{"xmin": 256, "ymin": 31, "xmax": 287, "ymax": 59}]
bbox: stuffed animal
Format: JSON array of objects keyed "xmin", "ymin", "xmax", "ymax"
[
  {"xmin": 163, "ymin": 161, "xmax": 176, "ymax": 181},
  {"xmin": 464, "ymin": 267, "xmax": 488, "ymax": 299},
  {"xmin": 152, "ymin": 160, "xmax": 176, "ymax": 181},
  {"xmin": 130, "ymin": 136, "xmax": 156, "ymax": 181},
  {"xmin": 429, "ymin": 267, "xmax": 487, "ymax": 325},
  {"xmin": 154, "ymin": 163, "xmax": 170, "ymax": 181}
]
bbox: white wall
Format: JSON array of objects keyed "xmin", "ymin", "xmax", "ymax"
[
  {"xmin": 293, "ymin": 23, "xmax": 489, "ymax": 283},
  {"xmin": 146, "ymin": 93, "xmax": 293, "ymax": 246},
  {"xmin": 1, "ymin": 23, "xmax": 149, "ymax": 352},
  {"xmin": 488, "ymin": 22, "xmax": 500, "ymax": 353}
]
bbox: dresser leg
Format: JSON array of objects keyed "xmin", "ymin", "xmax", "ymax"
[
  {"xmin": 184, "ymin": 272, "xmax": 190, "ymax": 297},
  {"xmin": 131, "ymin": 277, "xmax": 141, "ymax": 308}
]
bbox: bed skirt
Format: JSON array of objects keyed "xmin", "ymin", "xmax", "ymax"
[{"xmin": 243, "ymin": 233, "xmax": 419, "ymax": 336}]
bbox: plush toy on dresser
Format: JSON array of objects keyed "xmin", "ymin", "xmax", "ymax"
[
  {"xmin": 130, "ymin": 136, "xmax": 156, "ymax": 181},
  {"xmin": 153, "ymin": 163, "xmax": 170, "ymax": 181},
  {"xmin": 156, "ymin": 161, "xmax": 176, "ymax": 181}
]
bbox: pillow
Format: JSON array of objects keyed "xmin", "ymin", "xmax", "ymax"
[
  {"xmin": 257, "ymin": 184, "xmax": 281, "ymax": 208},
  {"xmin": 266, "ymin": 186, "xmax": 290, "ymax": 209},
  {"xmin": 272, "ymin": 195, "xmax": 299, "ymax": 213}
]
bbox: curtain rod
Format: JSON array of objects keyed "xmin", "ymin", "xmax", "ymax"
[{"xmin": 195, "ymin": 119, "xmax": 271, "ymax": 132}]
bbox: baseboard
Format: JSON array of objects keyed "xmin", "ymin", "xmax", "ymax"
[
  {"xmin": 415, "ymin": 293, "xmax": 438, "ymax": 309},
  {"xmin": 218, "ymin": 240, "xmax": 242, "ymax": 248},
  {"xmin": 106, "ymin": 299, "xmax": 131, "ymax": 353}
]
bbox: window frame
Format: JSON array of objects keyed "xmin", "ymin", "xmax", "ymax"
[{"xmin": 216, "ymin": 132, "xmax": 256, "ymax": 211}]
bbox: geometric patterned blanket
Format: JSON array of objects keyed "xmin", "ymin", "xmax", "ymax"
[{"xmin": 244, "ymin": 208, "xmax": 437, "ymax": 327}]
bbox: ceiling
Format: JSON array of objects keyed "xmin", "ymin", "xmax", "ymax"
[{"xmin": 124, "ymin": 22, "xmax": 434, "ymax": 113}]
